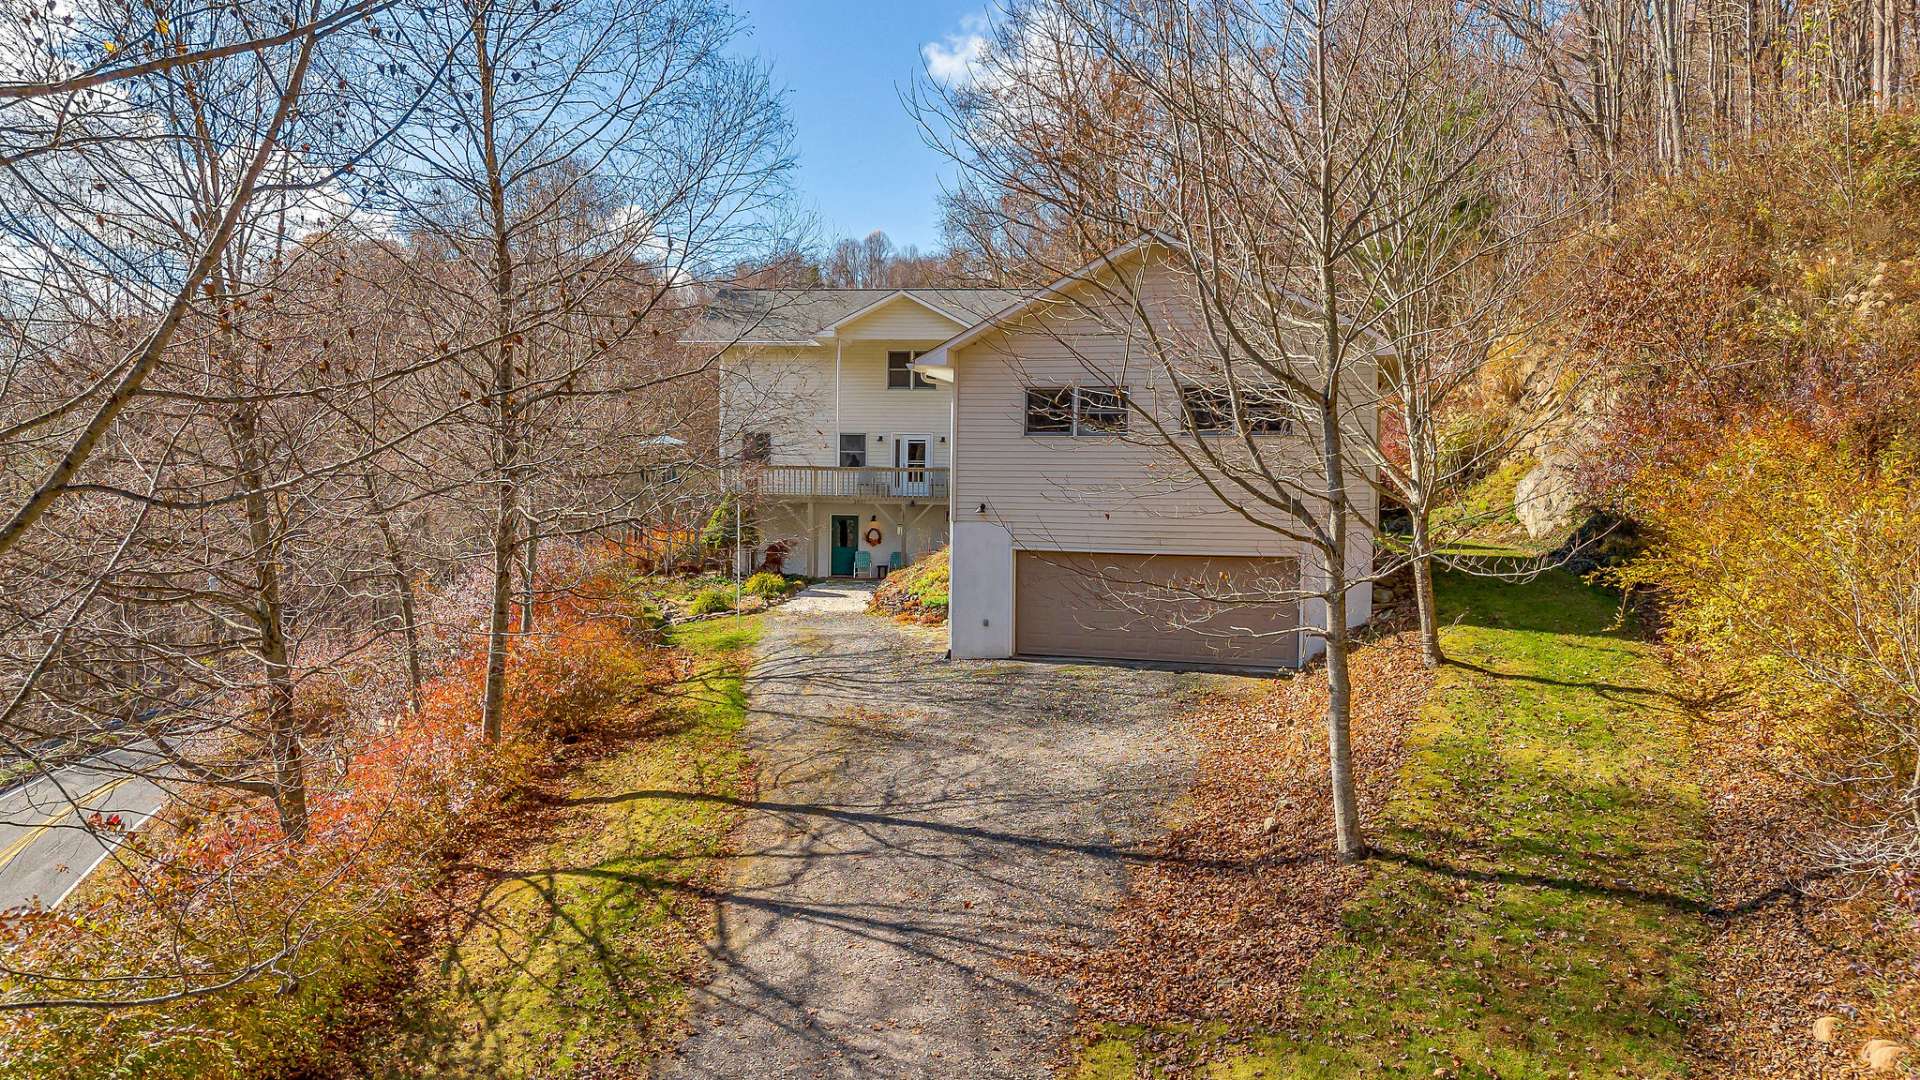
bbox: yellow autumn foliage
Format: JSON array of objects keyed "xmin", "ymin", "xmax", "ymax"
[{"xmin": 1617, "ymin": 428, "xmax": 1920, "ymax": 865}]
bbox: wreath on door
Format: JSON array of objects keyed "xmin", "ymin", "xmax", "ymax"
[{"xmin": 864, "ymin": 526, "xmax": 884, "ymax": 547}]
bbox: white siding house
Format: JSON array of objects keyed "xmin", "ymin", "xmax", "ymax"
[
  {"xmin": 688, "ymin": 242, "xmax": 1379, "ymax": 672},
  {"xmin": 687, "ymin": 288, "xmax": 1018, "ymax": 577},
  {"xmin": 914, "ymin": 245, "xmax": 1379, "ymax": 670}
]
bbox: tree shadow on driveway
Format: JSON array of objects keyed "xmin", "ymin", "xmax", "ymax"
[{"xmin": 655, "ymin": 605, "xmax": 1246, "ymax": 1080}]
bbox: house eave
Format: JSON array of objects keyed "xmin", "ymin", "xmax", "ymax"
[
  {"xmin": 679, "ymin": 337, "xmax": 827, "ymax": 347},
  {"xmin": 910, "ymin": 231, "xmax": 1395, "ymax": 369},
  {"xmin": 682, "ymin": 289, "xmax": 978, "ymax": 348}
]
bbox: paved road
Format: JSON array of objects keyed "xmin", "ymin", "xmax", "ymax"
[
  {"xmin": 0, "ymin": 745, "xmax": 170, "ymax": 910},
  {"xmin": 661, "ymin": 582, "xmax": 1221, "ymax": 1079}
]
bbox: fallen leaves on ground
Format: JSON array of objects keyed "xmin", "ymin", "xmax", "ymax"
[
  {"xmin": 1033, "ymin": 629, "xmax": 1435, "ymax": 1046},
  {"xmin": 339, "ymin": 633, "xmax": 754, "ymax": 1078},
  {"xmin": 1687, "ymin": 695, "xmax": 1920, "ymax": 1079}
]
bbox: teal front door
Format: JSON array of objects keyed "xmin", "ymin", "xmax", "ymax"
[{"xmin": 830, "ymin": 515, "xmax": 859, "ymax": 576}]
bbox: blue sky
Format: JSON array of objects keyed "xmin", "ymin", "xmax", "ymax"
[{"xmin": 732, "ymin": 1, "xmax": 991, "ymax": 252}]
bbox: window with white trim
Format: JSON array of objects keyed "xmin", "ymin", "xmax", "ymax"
[
  {"xmin": 887, "ymin": 350, "xmax": 934, "ymax": 390},
  {"xmin": 1179, "ymin": 383, "xmax": 1295, "ymax": 435},
  {"xmin": 838, "ymin": 433, "xmax": 867, "ymax": 468}
]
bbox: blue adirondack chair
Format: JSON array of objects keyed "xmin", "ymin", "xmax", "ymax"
[{"xmin": 853, "ymin": 550, "xmax": 872, "ymax": 578}]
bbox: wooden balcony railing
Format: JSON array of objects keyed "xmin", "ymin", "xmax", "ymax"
[{"xmin": 738, "ymin": 464, "xmax": 950, "ymax": 501}]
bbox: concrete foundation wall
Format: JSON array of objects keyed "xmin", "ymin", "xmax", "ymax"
[{"xmin": 949, "ymin": 520, "xmax": 1015, "ymax": 659}]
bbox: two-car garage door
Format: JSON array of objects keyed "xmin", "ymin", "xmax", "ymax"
[{"xmin": 1013, "ymin": 552, "xmax": 1301, "ymax": 669}]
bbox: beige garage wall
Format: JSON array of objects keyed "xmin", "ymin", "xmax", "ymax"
[{"xmin": 946, "ymin": 254, "xmax": 1378, "ymax": 666}]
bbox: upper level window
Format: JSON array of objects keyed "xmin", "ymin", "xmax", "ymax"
[
  {"xmin": 1180, "ymin": 383, "xmax": 1294, "ymax": 435},
  {"xmin": 888, "ymin": 350, "xmax": 934, "ymax": 390},
  {"xmin": 1024, "ymin": 388, "xmax": 1074, "ymax": 434},
  {"xmin": 839, "ymin": 433, "xmax": 867, "ymax": 468},
  {"xmin": 1077, "ymin": 386, "xmax": 1128, "ymax": 433},
  {"xmin": 741, "ymin": 431, "xmax": 772, "ymax": 463},
  {"xmin": 1025, "ymin": 386, "xmax": 1129, "ymax": 436}
]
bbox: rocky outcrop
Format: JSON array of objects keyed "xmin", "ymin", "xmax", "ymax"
[
  {"xmin": 1499, "ymin": 331, "xmax": 1617, "ymax": 543},
  {"xmin": 1514, "ymin": 457, "xmax": 1586, "ymax": 540},
  {"xmin": 1368, "ymin": 555, "xmax": 1416, "ymax": 624}
]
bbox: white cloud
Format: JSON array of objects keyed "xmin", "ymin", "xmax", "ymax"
[{"xmin": 922, "ymin": 12, "xmax": 990, "ymax": 87}]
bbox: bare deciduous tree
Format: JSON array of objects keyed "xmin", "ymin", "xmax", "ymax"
[
  {"xmin": 925, "ymin": 0, "xmax": 1553, "ymax": 856},
  {"xmin": 362, "ymin": 0, "xmax": 791, "ymax": 741},
  {"xmin": 0, "ymin": 0, "xmax": 792, "ymax": 1012}
]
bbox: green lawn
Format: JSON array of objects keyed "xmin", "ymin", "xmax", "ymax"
[
  {"xmin": 371, "ymin": 617, "xmax": 762, "ymax": 1078},
  {"xmin": 1078, "ymin": 572, "xmax": 1708, "ymax": 1078}
]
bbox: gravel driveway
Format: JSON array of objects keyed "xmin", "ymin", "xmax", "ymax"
[{"xmin": 661, "ymin": 581, "xmax": 1215, "ymax": 1079}]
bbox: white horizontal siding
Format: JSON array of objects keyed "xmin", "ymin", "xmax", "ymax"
[
  {"xmin": 834, "ymin": 295, "xmax": 970, "ymax": 340},
  {"xmin": 721, "ymin": 346, "xmax": 835, "ymax": 465},
  {"xmin": 722, "ymin": 342, "xmax": 954, "ymax": 468},
  {"xmin": 950, "ymin": 262, "xmax": 1377, "ymax": 559},
  {"xmin": 832, "ymin": 341, "xmax": 952, "ymax": 467}
]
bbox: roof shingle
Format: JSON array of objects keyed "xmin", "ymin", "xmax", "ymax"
[{"xmin": 685, "ymin": 288, "xmax": 1022, "ymax": 344}]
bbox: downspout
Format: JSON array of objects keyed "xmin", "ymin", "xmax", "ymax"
[
  {"xmin": 947, "ymin": 366, "xmax": 956, "ymax": 660},
  {"xmin": 833, "ymin": 339, "xmax": 842, "ymax": 580}
]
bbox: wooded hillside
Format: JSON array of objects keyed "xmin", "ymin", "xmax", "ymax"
[{"xmin": 4, "ymin": 0, "xmax": 1920, "ymax": 1076}]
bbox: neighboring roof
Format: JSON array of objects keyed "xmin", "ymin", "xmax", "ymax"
[{"xmin": 684, "ymin": 288, "xmax": 1022, "ymax": 345}]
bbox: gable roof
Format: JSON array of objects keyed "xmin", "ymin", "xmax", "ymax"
[
  {"xmin": 684, "ymin": 288, "xmax": 1022, "ymax": 346},
  {"xmin": 913, "ymin": 232, "xmax": 1391, "ymax": 375},
  {"xmin": 914, "ymin": 233, "xmax": 1167, "ymax": 369}
]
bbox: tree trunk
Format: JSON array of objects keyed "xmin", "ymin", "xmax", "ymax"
[
  {"xmin": 1310, "ymin": 14, "xmax": 1365, "ymax": 864},
  {"xmin": 203, "ymin": 244, "xmax": 308, "ymax": 842},
  {"xmin": 475, "ymin": 9, "xmax": 518, "ymax": 744},
  {"xmin": 482, "ymin": 480, "xmax": 516, "ymax": 744},
  {"xmin": 1323, "ymin": 566, "xmax": 1363, "ymax": 863},
  {"xmin": 1872, "ymin": 0, "xmax": 1901, "ymax": 108},
  {"xmin": 363, "ymin": 472, "xmax": 423, "ymax": 713},
  {"xmin": 519, "ymin": 511, "xmax": 537, "ymax": 635},
  {"xmin": 1409, "ymin": 513, "xmax": 1445, "ymax": 668},
  {"xmin": 232, "ymin": 395, "xmax": 306, "ymax": 843},
  {"xmin": 1652, "ymin": 0, "xmax": 1687, "ymax": 170}
]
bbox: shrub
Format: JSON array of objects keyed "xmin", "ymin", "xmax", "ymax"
[
  {"xmin": 1567, "ymin": 114, "xmax": 1920, "ymax": 492},
  {"xmin": 687, "ymin": 587, "xmax": 734, "ymax": 616},
  {"xmin": 1615, "ymin": 427, "xmax": 1920, "ymax": 875},
  {"xmin": 506, "ymin": 619, "xmax": 645, "ymax": 741},
  {"xmin": 633, "ymin": 600, "xmax": 669, "ymax": 633},
  {"xmin": 700, "ymin": 493, "xmax": 759, "ymax": 551},
  {"xmin": 744, "ymin": 571, "xmax": 792, "ymax": 598},
  {"xmin": 0, "ymin": 704, "xmax": 501, "ymax": 1080},
  {"xmin": 0, "ymin": 555, "xmax": 676, "ymax": 1079}
]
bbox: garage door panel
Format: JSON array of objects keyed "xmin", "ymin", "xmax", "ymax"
[{"xmin": 1015, "ymin": 552, "xmax": 1300, "ymax": 668}]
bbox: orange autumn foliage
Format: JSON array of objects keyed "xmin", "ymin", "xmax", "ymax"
[
  {"xmin": 0, "ymin": 558, "xmax": 671, "ymax": 1079},
  {"xmin": 1615, "ymin": 425, "xmax": 1920, "ymax": 877},
  {"xmin": 1567, "ymin": 114, "xmax": 1920, "ymax": 495}
]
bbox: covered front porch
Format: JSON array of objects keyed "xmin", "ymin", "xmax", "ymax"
[{"xmin": 755, "ymin": 498, "xmax": 949, "ymax": 579}]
